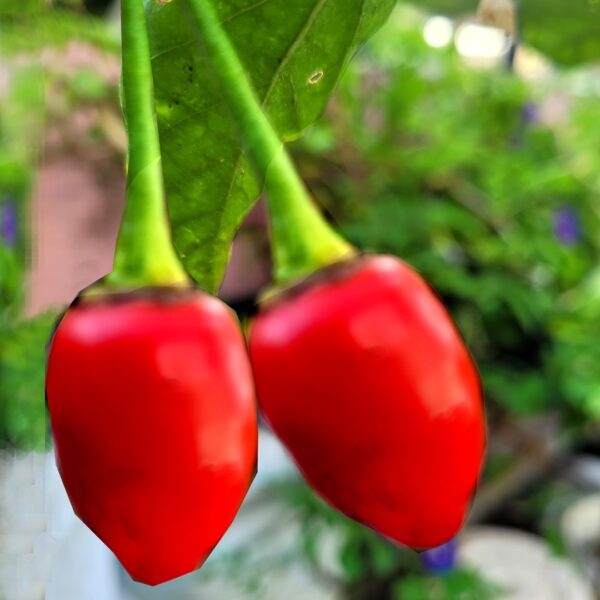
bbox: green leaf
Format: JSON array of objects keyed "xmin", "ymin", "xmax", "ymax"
[{"xmin": 146, "ymin": 0, "xmax": 396, "ymax": 291}]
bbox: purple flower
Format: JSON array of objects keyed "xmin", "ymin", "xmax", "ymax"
[
  {"xmin": 521, "ymin": 102, "xmax": 539, "ymax": 125},
  {"xmin": 421, "ymin": 539, "xmax": 456, "ymax": 574},
  {"xmin": 1, "ymin": 199, "xmax": 18, "ymax": 248},
  {"xmin": 553, "ymin": 206, "xmax": 580, "ymax": 246}
]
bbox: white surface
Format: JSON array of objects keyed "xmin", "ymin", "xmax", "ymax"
[
  {"xmin": 459, "ymin": 526, "xmax": 594, "ymax": 600},
  {"xmin": 0, "ymin": 450, "xmax": 122, "ymax": 600},
  {"xmin": 560, "ymin": 493, "xmax": 600, "ymax": 589},
  {"xmin": 0, "ymin": 430, "xmax": 340, "ymax": 600},
  {"xmin": 7, "ymin": 441, "xmax": 594, "ymax": 599}
]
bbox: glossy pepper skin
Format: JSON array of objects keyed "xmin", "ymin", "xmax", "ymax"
[
  {"xmin": 250, "ymin": 255, "xmax": 485, "ymax": 549},
  {"xmin": 46, "ymin": 288, "xmax": 257, "ymax": 586}
]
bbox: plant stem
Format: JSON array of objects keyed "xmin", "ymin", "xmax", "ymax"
[
  {"xmin": 107, "ymin": 0, "xmax": 188, "ymax": 289},
  {"xmin": 185, "ymin": 0, "xmax": 354, "ymax": 287}
]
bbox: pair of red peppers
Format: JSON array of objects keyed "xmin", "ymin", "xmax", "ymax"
[
  {"xmin": 45, "ymin": 0, "xmax": 485, "ymax": 587},
  {"xmin": 46, "ymin": 254, "xmax": 485, "ymax": 585}
]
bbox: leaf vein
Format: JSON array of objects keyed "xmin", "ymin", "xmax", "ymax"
[{"xmin": 222, "ymin": 0, "xmax": 278, "ymax": 24}]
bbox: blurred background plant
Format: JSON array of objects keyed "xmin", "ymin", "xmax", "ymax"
[
  {"xmin": 1, "ymin": 0, "xmax": 599, "ymax": 598},
  {"xmin": 0, "ymin": 59, "xmax": 52, "ymax": 452},
  {"xmin": 0, "ymin": 0, "xmax": 121, "ymax": 452}
]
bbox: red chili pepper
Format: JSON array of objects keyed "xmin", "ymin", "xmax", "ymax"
[
  {"xmin": 250, "ymin": 255, "xmax": 485, "ymax": 549},
  {"xmin": 46, "ymin": 288, "xmax": 257, "ymax": 585}
]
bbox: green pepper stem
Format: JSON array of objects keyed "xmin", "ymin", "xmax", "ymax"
[
  {"xmin": 185, "ymin": 0, "xmax": 354, "ymax": 286},
  {"xmin": 107, "ymin": 0, "xmax": 187, "ymax": 289}
]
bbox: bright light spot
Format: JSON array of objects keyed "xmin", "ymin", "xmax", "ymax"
[
  {"xmin": 514, "ymin": 46, "xmax": 554, "ymax": 81},
  {"xmin": 423, "ymin": 16, "xmax": 454, "ymax": 48},
  {"xmin": 455, "ymin": 22, "xmax": 510, "ymax": 60}
]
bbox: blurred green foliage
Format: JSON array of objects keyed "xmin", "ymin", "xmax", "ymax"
[
  {"xmin": 1, "ymin": 10, "xmax": 109, "ymax": 470},
  {"xmin": 0, "ymin": 8, "xmax": 119, "ymax": 55},
  {"xmin": 394, "ymin": 568, "xmax": 501, "ymax": 599},
  {"xmin": 0, "ymin": 2, "xmax": 121, "ymax": 452},
  {"xmin": 0, "ymin": 68, "xmax": 41, "ymax": 319},
  {"xmin": 293, "ymin": 7, "xmax": 600, "ymax": 424},
  {"xmin": 0, "ymin": 64, "xmax": 55, "ymax": 452},
  {"xmin": 278, "ymin": 477, "xmax": 421, "ymax": 586},
  {"xmin": 0, "ymin": 313, "xmax": 56, "ymax": 452},
  {"xmin": 0, "ymin": 0, "xmax": 43, "ymax": 14}
]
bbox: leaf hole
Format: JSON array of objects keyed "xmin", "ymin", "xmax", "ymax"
[{"xmin": 308, "ymin": 70, "xmax": 324, "ymax": 85}]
